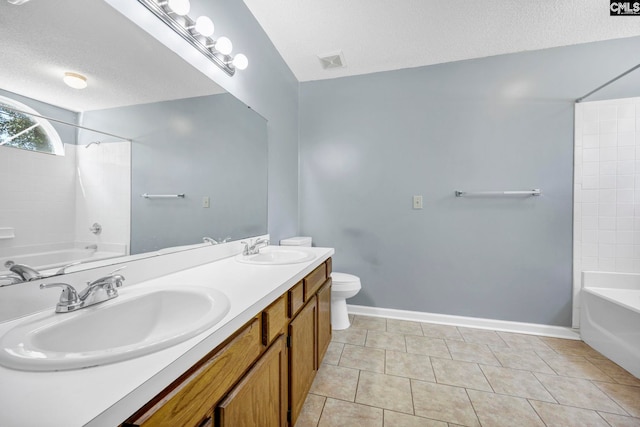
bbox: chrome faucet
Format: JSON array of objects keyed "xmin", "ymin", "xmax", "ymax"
[
  {"xmin": 0, "ymin": 274, "xmax": 23, "ymax": 287},
  {"xmin": 9, "ymin": 264, "xmax": 42, "ymax": 281},
  {"xmin": 241, "ymin": 238, "xmax": 270, "ymax": 255},
  {"xmin": 40, "ymin": 271, "xmax": 125, "ymax": 313},
  {"xmin": 203, "ymin": 237, "xmax": 219, "ymax": 245}
]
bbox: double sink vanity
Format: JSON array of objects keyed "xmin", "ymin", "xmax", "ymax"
[{"xmin": 0, "ymin": 242, "xmax": 334, "ymax": 426}]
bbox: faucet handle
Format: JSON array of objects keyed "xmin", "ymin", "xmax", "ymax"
[
  {"xmin": 40, "ymin": 283, "xmax": 79, "ymax": 305},
  {"xmin": 56, "ymin": 261, "xmax": 82, "ymax": 275}
]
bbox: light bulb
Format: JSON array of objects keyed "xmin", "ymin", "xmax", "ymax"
[
  {"xmin": 63, "ymin": 72, "xmax": 87, "ymax": 89},
  {"xmin": 232, "ymin": 54, "xmax": 248, "ymax": 70},
  {"xmin": 167, "ymin": 0, "xmax": 190, "ymax": 16},
  {"xmin": 214, "ymin": 36, "xmax": 233, "ymax": 55},
  {"xmin": 194, "ymin": 16, "xmax": 214, "ymax": 37}
]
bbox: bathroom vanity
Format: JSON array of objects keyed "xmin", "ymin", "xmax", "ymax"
[
  {"xmin": 0, "ymin": 244, "xmax": 334, "ymax": 427},
  {"xmin": 123, "ymin": 257, "xmax": 333, "ymax": 427}
]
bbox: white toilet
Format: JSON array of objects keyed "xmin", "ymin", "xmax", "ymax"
[{"xmin": 280, "ymin": 237, "xmax": 362, "ymax": 330}]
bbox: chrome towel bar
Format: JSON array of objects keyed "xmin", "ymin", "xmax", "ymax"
[
  {"xmin": 454, "ymin": 189, "xmax": 541, "ymax": 197},
  {"xmin": 141, "ymin": 193, "xmax": 185, "ymax": 199}
]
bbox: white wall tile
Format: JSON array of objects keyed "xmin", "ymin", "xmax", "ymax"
[
  {"xmin": 599, "ymin": 120, "xmax": 618, "ymax": 134},
  {"xmin": 599, "ymin": 230, "xmax": 616, "ymax": 244},
  {"xmin": 598, "ymin": 257, "xmax": 615, "ymax": 271},
  {"xmin": 618, "ymin": 161, "xmax": 635, "ymax": 174},
  {"xmin": 616, "ymin": 244, "xmax": 634, "ymax": 258},
  {"xmin": 617, "ymin": 217, "xmax": 634, "ymax": 231},
  {"xmin": 599, "ymin": 175, "xmax": 615, "ymax": 189},
  {"xmin": 583, "ymin": 162, "xmax": 599, "ymax": 176},
  {"xmin": 599, "ymin": 133, "xmax": 617, "ymax": 147},
  {"xmin": 616, "ymin": 203, "xmax": 634, "ymax": 217},
  {"xmin": 618, "ymin": 132, "xmax": 635, "ymax": 146},
  {"xmin": 583, "ymin": 134, "xmax": 599, "ymax": 148},
  {"xmin": 599, "ymin": 217, "xmax": 616, "ymax": 230},
  {"xmin": 600, "ymin": 161, "xmax": 617, "ymax": 175},
  {"xmin": 618, "ymin": 104, "xmax": 635, "ymax": 119},
  {"xmin": 583, "ymin": 148, "xmax": 599, "ymax": 162},
  {"xmin": 582, "ymin": 176, "xmax": 599, "ymax": 189},
  {"xmin": 600, "ymin": 147, "xmax": 618, "ymax": 161},
  {"xmin": 618, "ymin": 118, "xmax": 636, "ymax": 133}
]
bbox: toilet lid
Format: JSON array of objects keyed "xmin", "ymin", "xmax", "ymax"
[{"xmin": 331, "ymin": 272, "xmax": 360, "ymax": 285}]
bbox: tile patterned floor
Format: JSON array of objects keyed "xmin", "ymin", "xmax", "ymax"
[{"xmin": 295, "ymin": 315, "xmax": 640, "ymax": 427}]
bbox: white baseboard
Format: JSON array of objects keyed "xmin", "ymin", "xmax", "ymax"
[{"xmin": 347, "ymin": 304, "xmax": 581, "ymax": 340}]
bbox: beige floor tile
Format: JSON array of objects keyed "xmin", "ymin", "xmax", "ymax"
[
  {"xmin": 411, "ymin": 380, "xmax": 480, "ymax": 427},
  {"xmin": 406, "ymin": 336, "xmax": 451, "ymax": 358},
  {"xmin": 318, "ymin": 398, "xmax": 383, "ymax": 427},
  {"xmin": 529, "ymin": 400, "xmax": 610, "ymax": 427},
  {"xmin": 492, "ymin": 348, "xmax": 556, "ymax": 374},
  {"xmin": 295, "ymin": 393, "xmax": 326, "ymax": 427},
  {"xmin": 339, "ymin": 344, "xmax": 385, "ymax": 373},
  {"xmin": 387, "ymin": 319, "xmax": 423, "ymax": 336},
  {"xmin": 496, "ymin": 331, "xmax": 554, "ymax": 352},
  {"xmin": 458, "ymin": 327, "xmax": 508, "ymax": 348},
  {"xmin": 366, "ymin": 331, "xmax": 407, "ymax": 352},
  {"xmin": 539, "ymin": 337, "xmax": 603, "ymax": 358},
  {"xmin": 467, "ymin": 389, "xmax": 544, "ymax": 427},
  {"xmin": 480, "ymin": 365, "xmax": 556, "ymax": 402},
  {"xmin": 355, "ymin": 371, "xmax": 413, "ymax": 414},
  {"xmin": 540, "ymin": 354, "xmax": 613, "ymax": 381},
  {"xmin": 352, "ymin": 315, "xmax": 387, "ymax": 331},
  {"xmin": 385, "ymin": 350, "xmax": 435, "ymax": 382},
  {"xmin": 594, "ymin": 381, "xmax": 640, "ymax": 417},
  {"xmin": 420, "ymin": 323, "xmax": 464, "ymax": 340},
  {"xmin": 310, "ymin": 364, "xmax": 360, "ymax": 401},
  {"xmin": 445, "ymin": 340, "xmax": 501, "ymax": 366},
  {"xmin": 332, "ymin": 327, "xmax": 367, "ymax": 346},
  {"xmin": 322, "ymin": 342, "xmax": 344, "ymax": 366},
  {"xmin": 431, "ymin": 358, "xmax": 492, "ymax": 391},
  {"xmin": 383, "ymin": 410, "xmax": 447, "ymax": 427},
  {"xmin": 535, "ymin": 373, "xmax": 627, "ymax": 415},
  {"xmin": 597, "ymin": 411, "xmax": 640, "ymax": 427},
  {"xmin": 587, "ymin": 357, "xmax": 640, "ymax": 387}
]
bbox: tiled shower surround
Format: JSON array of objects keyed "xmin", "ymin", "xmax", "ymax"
[
  {"xmin": 0, "ymin": 142, "xmax": 130, "ymax": 256},
  {"xmin": 573, "ymin": 96, "xmax": 640, "ymax": 327}
]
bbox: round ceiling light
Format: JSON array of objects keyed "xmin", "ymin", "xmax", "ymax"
[{"xmin": 63, "ymin": 72, "xmax": 87, "ymax": 89}]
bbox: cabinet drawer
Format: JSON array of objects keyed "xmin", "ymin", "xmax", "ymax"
[
  {"xmin": 304, "ymin": 263, "xmax": 327, "ymax": 299},
  {"xmin": 262, "ymin": 296, "xmax": 286, "ymax": 346},
  {"xmin": 125, "ymin": 318, "xmax": 262, "ymax": 427},
  {"xmin": 288, "ymin": 281, "xmax": 304, "ymax": 318}
]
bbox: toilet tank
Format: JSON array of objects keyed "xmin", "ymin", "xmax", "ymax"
[{"xmin": 280, "ymin": 236, "xmax": 312, "ymax": 247}]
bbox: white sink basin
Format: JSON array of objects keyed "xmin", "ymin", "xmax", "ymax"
[
  {"xmin": 235, "ymin": 247, "xmax": 316, "ymax": 265},
  {"xmin": 0, "ymin": 285, "xmax": 230, "ymax": 371}
]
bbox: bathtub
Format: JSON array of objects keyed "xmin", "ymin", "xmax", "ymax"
[
  {"xmin": 580, "ymin": 271, "xmax": 640, "ymax": 378},
  {"xmin": 1, "ymin": 247, "xmax": 125, "ymax": 276}
]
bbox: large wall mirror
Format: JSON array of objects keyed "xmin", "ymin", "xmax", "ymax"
[{"xmin": 0, "ymin": 0, "xmax": 267, "ymax": 282}]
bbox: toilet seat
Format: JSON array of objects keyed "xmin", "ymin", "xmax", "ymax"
[{"xmin": 331, "ymin": 272, "xmax": 361, "ymax": 292}]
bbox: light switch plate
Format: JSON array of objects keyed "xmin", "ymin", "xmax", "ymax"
[{"xmin": 413, "ymin": 195, "xmax": 423, "ymax": 209}]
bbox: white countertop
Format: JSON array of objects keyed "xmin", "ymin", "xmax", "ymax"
[{"xmin": 0, "ymin": 246, "xmax": 333, "ymax": 427}]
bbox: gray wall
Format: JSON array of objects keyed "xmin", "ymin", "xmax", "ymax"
[
  {"xmin": 299, "ymin": 36, "xmax": 640, "ymax": 326},
  {"xmin": 82, "ymin": 93, "xmax": 267, "ymax": 254},
  {"xmin": 186, "ymin": 1, "xmax": 301, "ymax": 243}
]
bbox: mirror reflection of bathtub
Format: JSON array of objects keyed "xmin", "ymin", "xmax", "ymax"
[
  {"xmin": 0, "ymin": 244, "xmax": 127, "ymax": 280},
  {"xmin": 580, "ymin": 271, "xmax": 640, "ymax": 378}
]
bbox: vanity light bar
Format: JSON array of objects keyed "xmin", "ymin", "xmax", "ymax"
[{"xmin": 138, "ymin": 0, "xmax": 247, "ymax": 76}]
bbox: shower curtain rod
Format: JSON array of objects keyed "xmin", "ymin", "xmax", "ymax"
[
  {"xmin": 576, "ymin": 63, "xmax": 640, "ymax": 103},
  {"xmin": 1, "ymin": 105, "xmax": 132, "ymax": 142}
]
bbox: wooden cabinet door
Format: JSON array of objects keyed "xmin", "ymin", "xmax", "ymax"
[
  {"xmin": 288, "ymin": 298, "xmax": 317, "ymax": 426},
  {"xmin": 217, "ymin": 336, "xmax": 287, "ymax": 427},
  {"xmin": 316, "ymin": 279, "xmax": 332, "ymax": 366}
]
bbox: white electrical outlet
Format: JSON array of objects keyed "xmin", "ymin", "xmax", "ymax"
[
  {"xmin": 413, "ymin": 195, "xmax": 423, "ymax": 209},
  {"xmin": 202, "ymin": 196, "xmax": 210, "ymax": 208}
]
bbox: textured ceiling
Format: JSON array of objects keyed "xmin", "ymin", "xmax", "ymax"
[
  {"xmin": 0, "ymin": 0, "xmax": 223, "ymax": 112},
  {"xmin": 242, "ymin": 0, "xmax": 640, "ymax": 82}
]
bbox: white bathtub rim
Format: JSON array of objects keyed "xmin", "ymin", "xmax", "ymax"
[
  {"xmin": 583, "ymin": 287, "xmax": 640, "ymax": 315},
  {"xmin": 347, "ymin": 304, "xmax": 580, "ymax": 340}
]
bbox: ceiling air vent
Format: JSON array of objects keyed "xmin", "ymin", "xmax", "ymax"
[{"xmin": 318, "ymin": 51, "xmax": 346, "ymax": 69}]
